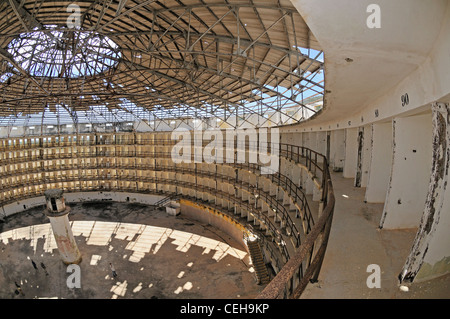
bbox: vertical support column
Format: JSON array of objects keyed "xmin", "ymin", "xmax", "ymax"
[
  {"xmin": 401, "ymin": 102, "xmax": 450, "ymax": 282},
  {"xmin": 44, "ymin": 189, "xmax": 82, "ymax": 264},
  {"xmin": 379, "ymin": 112, "xmax": 433, "ymax": 229},
  {"xmin": 329, "ymin": 129, "xmax": 345, "ymax": 172},
  {"xmin": 315, "ymin": 131, "xmax": 327, "ymax": 156},
  {"xmin": 360, "ymin": 125, "xmax": 372, "ymax": 188},
  {"xmin": 326, "ymin": 131, "xmax": 331, "ymax": 165},
  {"xmin": 365, "ymin": 122, "xmax": 393, "ymax": 203},
  {"xmin": 354, "ymin": 126, "xmax": 364, "ymax": 187},
  {"xmin": 343, "ymin": 128, "xmax": 358, "ymax": 179}
]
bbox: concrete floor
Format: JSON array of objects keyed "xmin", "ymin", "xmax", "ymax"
[
  {"xmin": 301, "ymin": 171, "xmax": 450, "ymax": 299},
  {"xmin": 0, "ymin": 202, "xmax": 264, "ymax": 299}
]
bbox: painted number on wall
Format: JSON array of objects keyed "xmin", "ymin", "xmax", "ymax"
[{"xmin": 401, "ymin": 93, "xmax": 409, "ymax": 107}]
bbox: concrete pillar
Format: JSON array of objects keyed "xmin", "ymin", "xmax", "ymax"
[
  {"xmin": 360, "ymin": 125, "xmax": 372, "ymax": 188},
  {"xmin": 354, "ymin": 126, "xmax": 365, "ymax": 187},
  {"xmin": 379, "ymin": 112, "xmax": 433, "ymax": 229},
  {"xmin": 401, "ymin": 103, "xmax": 450, "ymax": 282},
  {"xmin": 365, "ymin": 122, "xmax": 393, "ymax": 203},
  {"xmin": 44, "ymin": 189, "xmax": 82, "ymax": 264},
  {"xmin": 343, "ymin": 128, "xmax": 358, "ymax": 179}
]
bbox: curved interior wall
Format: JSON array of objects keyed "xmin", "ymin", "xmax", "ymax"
[
  {"xmin": 0, "ymin": 131, "xmax": 323, "ymax": 278},
  {"xmin": 2, "ymin": 121, "xmax": 449, "ymax": 283},
  {"xmin": 281, "ymin": 4, "xmax": 450, "ymax": 284},
  {"xmin": 281, "ymin": 105, "xmax": 450, "ymax": 283},
  {"xmin": 0, "ymin": 189, "xmax": 248, "ymax": 246}
]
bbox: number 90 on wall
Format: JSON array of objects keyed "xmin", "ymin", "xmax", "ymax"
[{"xmin": 401, "ymin": 93, "xmax": 409, "ymax": 107}]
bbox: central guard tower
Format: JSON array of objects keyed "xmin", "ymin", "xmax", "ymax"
[{"xmin": 44, "ymin": 189, "xmax": 82, "ymax": 264}]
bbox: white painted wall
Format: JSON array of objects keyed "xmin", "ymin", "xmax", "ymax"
[
  {"xmin": 380, "ymin": 113, "xmax": 433, "ymax": 229},
  {"xmin": 47, "ymin": 213, "xmax": 82, "ymax": 264},
  {"xmin": 365, "ymin": 122, "xmax": 393, "ymax": 203},
  {"xmin": 2, "ymin": 196, "xmax": 45, "ymax": 217},
  {"xmin": 329, "ymin": 129, "xmax": 345, "ymax": 171},
  {"xmin": 403, "ymin": 103, "xmax": 450, "ymax": 281},
  {"xmin": 1, "ymin": 192, "xmax": 165, "ymax": 218},
  {"xmin": 286, "ymin": 1, "xmax": 450, "ymax": 134},
  {"xmin": 343, "ymin": 128, "xmax": 358, "ymax": 179}
]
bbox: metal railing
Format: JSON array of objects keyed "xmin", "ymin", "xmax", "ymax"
[
  {"xmin": 0, "ymin": 157, "xmax": 314, "ymax": 237},
  {"xmin": 0, "ymin": 135, "xmax": 334, "ymax": 299},
  {"xmin": 257, "ymin": 148, "xmax": 335, "ymax": 299}
]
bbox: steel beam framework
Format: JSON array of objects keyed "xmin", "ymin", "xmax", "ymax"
[{"xmin": 0, "ymin": 0, "xmax": 324, "ymax": 132}]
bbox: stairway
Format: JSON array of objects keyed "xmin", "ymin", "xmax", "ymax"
[
  {"xmin": 153, "ymin": 194, "xmax": 177, "ymax": 208},
  {"xmin": 246, "ymin": 238, "xmax": 270, "ymax": 285}
]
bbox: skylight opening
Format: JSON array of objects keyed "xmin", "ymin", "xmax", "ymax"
[
  {"xmin": 7, "ymin": 25, "xmax": 121, "ymax": 78},
  {"xmin": 0, "ymin": 72, "xmax": 13, "ymax": 83}
]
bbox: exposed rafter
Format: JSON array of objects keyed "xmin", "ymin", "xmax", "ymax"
[{"xmin": 0, "ymin": 0, "xmax": 324, "ymax": 131}]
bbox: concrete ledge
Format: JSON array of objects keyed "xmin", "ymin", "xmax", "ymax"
[
  {"xmin": 1, "ymin": 192, "xmax": 166, "ymax": 218},
  {"xmin": 1, "ymin": 191, "xmax": 251, "ymax": 252}
]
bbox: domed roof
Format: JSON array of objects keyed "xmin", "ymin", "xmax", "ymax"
[{"xmin": 0, "ymin": 0, "xmax": 324, "ymax": 132}]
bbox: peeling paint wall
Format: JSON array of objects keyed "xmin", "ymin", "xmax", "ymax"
[
  {"xmin": 380, "ymin": 112, "xmax": 433, "ymax": 229},
  {"xmin": 354, "ymin": 126, "xmax": 365, "ymax": 187},
  {"xmin": 48, "ymin": 213, "xmax": 82, "ymax": 264},
  {"xmin": 285, "ymin": 1, "xmax": 450, "ymax": 135},
  {"xmin": 360, "ymin": 125, "xmax": 373, "ymax": 188},
  {"xmin": 365, "ymin": 122, "xmax": 393, "ymax": 203},
  {"xmin": 401, "ymin": 103, "xmax": 450, "ymax": 282},
  {"xmin": 2, "ymin": 196, "xmax": 46, "ymax": 217}
]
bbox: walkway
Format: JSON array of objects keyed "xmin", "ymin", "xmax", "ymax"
[{"xmin": 301, "ymin": 171, "xmax": 450, "ymax": 299}]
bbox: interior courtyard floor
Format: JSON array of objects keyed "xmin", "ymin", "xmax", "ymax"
[
  {"xmin": 0, "ymin": 202, "xmax": 264, "ymax": 299},
  {"xmin": 301, "ymin": 171, "xmax": 450, "ymax": 299}
]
